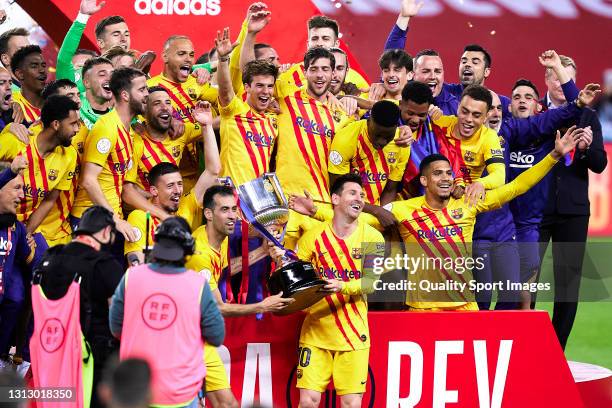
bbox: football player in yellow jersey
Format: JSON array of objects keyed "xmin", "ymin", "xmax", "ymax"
[
  {"xmin": 75, "ymin": 67, "xmax": 160, "ymax": 249},
  {"xmin": 148, "ymin": 35, "xmax": 219, "ymax": 192},
  {"xmin": 185, "ymin": 185, "xmax": 292, "ymax": 408},
  {"xmin": 381, "ymin": 127, "xmax": 580, "ymax": 311},
  {"xmin": 278, "ymin": 15, "xmax": 369, "ymax": 93},
  {"xmin": 0, "ymin": 67, "xmax": 34, "ymax": 147},
  {"xmin": 432, "ymin": 85, "xmax": 506, "ymax": 204},
  {"xmin": 10, "ymin": 45, "xmax": 47, "ymax": 124},
  {"xmin": 367, "ymin": 49, "xmax": 413, "ymax": 104},
  {"xmin": 216, "ymin": 27, "xmax": 279, "ymax": 186},
  {"xmin": 131, "ymin": 86, "xmax": 206, "ymax": 190},
  {"xmin": 271, "ymin": 173, "xmax": 384, "ymax": 407},
  {"xmin": 328, "ymin": 101, "xmax": 410, "ymax": 226},
  {"xmin": 12, "ymin": 95, "xmax": 79, "ymax": 244}
]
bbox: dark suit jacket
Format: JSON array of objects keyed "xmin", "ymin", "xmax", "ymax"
[{"xmin": 542, "ymin": 107, "xmax": 608, "ymax": 216}]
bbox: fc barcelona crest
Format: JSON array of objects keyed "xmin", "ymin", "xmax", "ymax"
[
  {"xmin": 187, "ymin": 88, "xmax": 197, "ymax": 100},
  {"xmin": 499, "ymin": 136, "xmax": 505, "ymax": 147},
  {"xmin": 77, "ymin": 142, "xmax": 84, "ymax": 154},
  {"xmin": 387, "ymin": 152, "xmax": 397, "ymax": 164},
  {"xmin": 463, "ymin": 151, "xmax": 475, "ymax": 162},
  {"xmin": 48, "ymin": 169, "xmax": 58, "ymax": 181},
  {"xmin": 172, "ymin": 145, "xmax": 181, "ymax": 158},
  {"xmin": 351, "ymin": 247, "xmax": 363, "ymax": 259},
  {"xmin": 450, "ymin": 208, "xmax": 463, "ymax": 220},
  {"xmin": 332, "ymin": 110, "xmax": 342, "ymax": 123}
]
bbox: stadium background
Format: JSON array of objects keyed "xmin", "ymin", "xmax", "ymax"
[{"xmin": 2, "ymin": 0, "xmax": 611, "ymax": 368}]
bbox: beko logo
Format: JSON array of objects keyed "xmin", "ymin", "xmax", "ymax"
[{"xmin": 134, "ymin": 0, "xmax": 221, "ymax": 15}]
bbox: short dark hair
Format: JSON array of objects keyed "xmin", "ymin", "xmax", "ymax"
[
  {"xmin": 75, "ymin": 48, "xmax": 98, "ymax": 58},
  {"xmin": 41, "ymin": 95, "xmax": 79, "ymax": 127},
  {"xmin": 512, "ymin": 78, "xmax": 540, "ymax": 98},
  {"xmin": 304, "ymin": 47, "xmax": 335, "ymax": 70},
  {"xmin": 371, "ymin": 100, "xmax": 400, "ymax": 127},
  {"xmin": 109, "ymin": 66, "xmax": 145, "ymax": 99},
  {"xmin": 461, "ymin": 84, "xmax": 492, "ymax": 110},
  {"xmin": 82, "ymin": 56, "xmax": 113, "ymax": 77},
  {"xmin": 414, "ymin": 49, "xmax": 440, "ymax": 63},
  {"xmin": 0, "ymin": 28, "xmax": 29, "ymax": 57},
  {"xmin": 203, "ymin": 185, "xmax": 235, "ymax": 210},
  {"xmin": 242, "ymin": 60, "xmax": 279, "ymax": 84},
  {"xmin": 101, "ymin": 358, "xmax": 151, "ymax": 408},
  {"xmin": 41, "ymin": 79, "xmax": 78, "ymax": 100},
  {"xmin": 103, "ymin": 46, "xmax": 135, "ymax": 63},
  {"xmin": 331, "ymin": 173, "xmax": 362, "ymax": 197},
  {"xmin": 379, "ymin": 49, "xmax": 413, "ymax": 72},
  {"xmin": 147, "ymin": 162, "xmax": 180, "ymax": 187},
  {"xmin": 195, "ymin": 53, "xmax": 209, "ymax": 65},
  {"xmin": 147, "ymin": 85, "xmax": 167, "ymax": 95},
  {"xmin": 10, "ymin": 44, "xmax": 41, "ymax": 74},
  {"xmin": 95, "ymin": 15, "xmax": 126, "ymax": 39},
  {"xmin": 254, "ymin": 43, "xmax": 273, "ymax": 59},
  {"xmin": 307, "ymin": 15, "xmax": 339, "ymax": 38},
  {"xmin": 463, "ymin": 44, "xmax": 492, "ymax": 68},
  {"xmin": 401, "ymin": 81, "xmax": 434, "ymax": 105},
  {"xmin": 419, "ymin": 154, "xmax": 450, "ymax": 174}
]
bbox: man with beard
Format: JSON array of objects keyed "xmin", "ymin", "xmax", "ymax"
[
  {"xmin": 380, "ymin": 127, "xmax": 579, "ymax": 311},
  {"xmin": 10, "ymin": 95, "xmax": 79, "ymax": 242},
  {"xmin": 72, "ymin": 67, "xmax": 155, "ymax": 251},
  {"xmin": 9, "ymin": 45, "xmax": 47, "ymax": 124},
  {"xmin": 148, "ymin": 35, "xmax": 219, "ymax": 192},
  {"xmin": 125, "ymin": 104, "xmax": 220, "ymax": 263},
  {"xmin": 80, "ymin": 57, "xmax": 114, "ymax": 129},
  {"xmin": 0, "ymin": 79, "xmax": 89, "ymax": 247},
  {"xmin": 278, "ymin": 15, "xmax": 369, "ymax": 93},
  {"xmin": 185, "ymin": 185, "xmax": 292, "ymax": 408},
  {"xmin": 270, "ymin": 174, "xmax": 385, "ymax": 408},
  {"xmin": 130, "ymin": 87, "xmax": 208, "ymax": 191}
]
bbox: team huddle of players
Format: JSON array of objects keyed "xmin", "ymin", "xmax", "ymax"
[{"xmin": 0, "ymin": 0, "xmax": 604, "ymax": 406}]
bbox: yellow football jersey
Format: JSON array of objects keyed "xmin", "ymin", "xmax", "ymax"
[
  {"xmin": 219, "ymin": 95, "xmax": 277, "ymax": 186},
  {"xmin": 297, "ymin": 219, "xmax": 384, "ymax": 351},
  {"xmin": 328, "ymin": 119, "xmax": 409, "ymax": 205},
  {"xmin": 16, "ymin": 134, "xmax": 77, "ymax": 237},
  {"xmin": 186, "ymin": 226, "xmax": 229, "ymax": 292},
  {"xmin": 71, "ymin": 109, "xmax": 133, "ymax": 218},
  {"xmin": 433, "ymin": 115, "xmax": 505, "ymax": 188},
  {"xmin": 275, "ymin": 86, "xmax": 351, "ymax": 203},
  {"xmin": 278, "ymin": 63, "xmax": 369, "ymax": 94},
  {"xmin": 384, "ymin": 154, "xmax": 558, "ymax": 309},
  {"xmin": 12, "ymin": 91, "xmax": 41, "ymax": 124},
  {"xmin": 129, "ymin": 124, "xmax": 202, "ymax": 190}
]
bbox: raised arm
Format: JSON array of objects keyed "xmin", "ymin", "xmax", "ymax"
[
  {"xmin": 539, "ymin": 50, "xmax": 580, "ymax": 102},
  {"xmin": 384, "ymin": 0, "xmax": 423, "ymax": 51},
  {"xmin": 191, "ymin": 102, "xmax": 221, "ymax": 204},
  {"xmin": 215, "ymin": 27, "xmax": 237, "ymax": 108},
  {"xmin": 239, "ymin": 3, "xmax": 271, "ymax": 71}
]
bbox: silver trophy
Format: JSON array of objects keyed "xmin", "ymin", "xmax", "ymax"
[{"xmin": 237, "ymin": 173, "xmax": 327, "ymax": 315}]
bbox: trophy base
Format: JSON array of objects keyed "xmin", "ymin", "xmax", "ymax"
[{"xmin": 273, "ymin": 279, "xmax": 328, "ymax": 315}]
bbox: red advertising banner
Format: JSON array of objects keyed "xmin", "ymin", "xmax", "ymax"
[
  {"xmin": 220, "ymin": 311, "xmax": 584, "ymax": 407},
  {"xmin": 587, "ymin": 143, "xmax": 612, "ymax": 236}
]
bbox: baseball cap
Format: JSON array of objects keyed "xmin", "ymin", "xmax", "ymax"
[
  {"xmin": 73, "ymin": 206, "xmax": 116, "ymax": 236},
  {"xmin": 150, "ymin": 217, "xmax": 194, "ymax": 262}
]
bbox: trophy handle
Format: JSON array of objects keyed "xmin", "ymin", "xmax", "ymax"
[{"xmin": 263, "ymin": 172, "xmax": 288, "ymax": 207}]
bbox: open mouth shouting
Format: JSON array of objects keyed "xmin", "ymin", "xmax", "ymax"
[
  {"xmin": 178, "ymin": 64, "xmax": 191, "ymax": 80},
  {"xmin": 385, "ymin": 77, "xmax": 400, "ymax": 90},
  {"xmin": 1, "ymin": 91, "xmax": 12, "ymax": 109},
  {"xmin": 426, "ymin": 80, "xmax": 438, "ymax": 94},
  {"xmin": 101, "ymin": 81, "xmax": 112, "ymax": 97},
  {"xmin": 158, "ymin": 111, "xmax": 171, "ymax": 127},
  {"xmin": 487, "ymin": 116, "xmax": 501, "ymax": 129},
  {"xmin": 461, "ymin": 68, "xmax": 473, "ymax": 82}
]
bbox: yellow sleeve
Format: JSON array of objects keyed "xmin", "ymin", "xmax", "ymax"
[
  {"xmin": 186, "ymin": 230, "xmax": 219, "ymax": 291},
  {"xmin": 176, "ymin": 189, "xmax": 202, "ymax": 229},
  {"xmin": 345, "ymin": 68, "xmax": 370, "ymax": 91},
  {"xmin": 389, "ymin": 144, "xmax": 410, "ymax": 182},
  {"xmin": 328, "ymin": 122, "xmax": 359, "ymax": 175},
  {"xmin": 125, "ymin": 134, "xmax": 143, "ymax": 184},
  {"xmin": 296, "ymin": 228, "xmax": 317, "ymax": 262},
  {"xmin": 83, "ymin": 119, "xmax": 117, "ymax": 167},
  {"xmin": 219, "ymin": 94, "xmax": 243, "ymax": 116},
  {"xmin": 432, "ymin": 115, "xmax": 457, "ymax": 129},
  {"xmin": 55, "ymin": 147, "xmax": 78, "ymax": 190},
  {"xmin": 476, "ymin": 154, "xmax": 558, "ymax": 213},
  {"xmin": 274, "ymin": 71, "xmax": 295, "ymax": 100},
  {"xmin": 313, "ymin": 206, "xmax": 334, "ymax": 222},
  {"xmin": 125, "ymin": 210, "xmax": 148, "ymax": 254},
  {"xmin": 198, "ymin": 83, "xmax": 219, "ymax": 104},
  {"xmin": 341, "ymin": 227, "xmax": 385, "ymax": 296},
  {"xmin": 183, "ymin": 122, "xmax": 203, "ymax": 144},
  {"xmin": 476, "ymin": 129, "xmax": 505, "ymax": 189},
  {"xmin": 229, "ymin": 20, "xmax": 248, "ymax": 95},
  {"xmin": 0, "ymin": 131, "xmax": 26, "ymax": 161}
]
